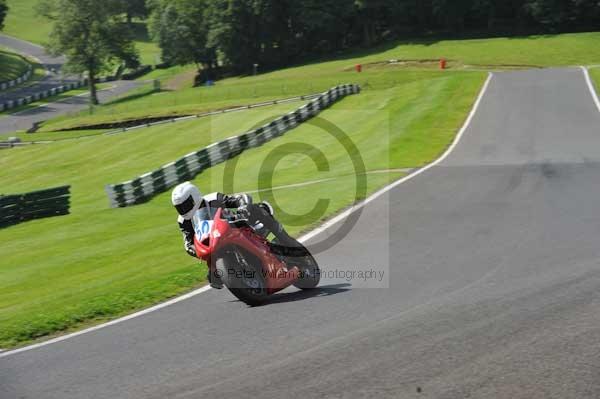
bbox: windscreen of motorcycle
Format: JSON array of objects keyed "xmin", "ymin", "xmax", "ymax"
[{"xmin": 192, "ymin": 208, "xmax": 215, "ymax": 242}]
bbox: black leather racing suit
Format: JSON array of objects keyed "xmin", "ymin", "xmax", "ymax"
[{"xmin": 178, "ymin": 192, "xmax": 298, "ymax": 258}]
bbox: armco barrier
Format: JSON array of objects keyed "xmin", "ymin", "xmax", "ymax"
[
  {"xmin": 0, "ymin": 94, "xmax": 324, "ymax": 148},
  {"xmin": 0, "ymin": 75, "xmax": 116, "ymax": 113},
  {"xmin": 102, "ymin": 93, "xmax": 323, "ymax": 136},
  {"xmin": 105, "ymin": 84, "xmax": 360, "ymax": 208},
  {"xmin": 0, "ymin": 64, "xmax": 33, "ymax": 91},
  {"xmin": 0, "ymin": 185, "xmax": 71, "ymax": 228}
]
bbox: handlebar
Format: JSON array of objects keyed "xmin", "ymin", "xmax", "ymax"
[
  {"xmin": 229, "ymin": 218, "xmax": 250, "ymax": 228},
  {"xmin": 206, "ymin": 207, "xmax": 250, "ymax": 227}
]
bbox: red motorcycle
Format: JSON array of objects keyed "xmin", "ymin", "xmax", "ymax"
[{"xmin": 192, "ymin": 206, "xmax": 320, "ymax": 306}]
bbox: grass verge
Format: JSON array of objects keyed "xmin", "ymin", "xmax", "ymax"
[{"xmin": 587, "ymin": 67, "xmax": 600, "ymax": 95}]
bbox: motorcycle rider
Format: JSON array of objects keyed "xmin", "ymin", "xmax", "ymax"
[{"xmin": 171, "ymin": 182, "xmax": 302, "ymax": 288}]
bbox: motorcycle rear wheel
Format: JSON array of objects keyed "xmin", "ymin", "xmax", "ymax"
[
  {"xmin": 215, "ymin": 248, "xmax": 268, "ymax": 306},
  {"xmin": 290, "ymin": 247, "xmax": 321, "ymax": 290}
]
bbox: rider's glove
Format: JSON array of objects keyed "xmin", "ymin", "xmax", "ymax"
[
  {"xmin": 237, "ymin": 194, "xmax": 253, "ymax": 207},
  {"xmin": 185, "ymin": 244, "xmax": 198, "ymax": 258},
  {"xmin": 237, "ymin": 206, "xmax": 251, "ymax": 220}
]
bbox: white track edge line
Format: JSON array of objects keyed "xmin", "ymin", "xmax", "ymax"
[
  {"xmin": 0, "ymin": 286, "xmax": 213, "ymax": 358},
  {"xmin": 300, "ymin": 72, "xmax": 493, "ymax": 243},
  {"xmin": 0, "ymin": 72, "xmax": 493, "ymax": 359},
  {"xmin": 581, "ymin": 66, "xmax": 600, "ymax": 113}
]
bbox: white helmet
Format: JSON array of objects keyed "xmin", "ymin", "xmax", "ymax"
[{"xmin": 171, "ymin": 182, "xmax": 202, "ymax": 220}]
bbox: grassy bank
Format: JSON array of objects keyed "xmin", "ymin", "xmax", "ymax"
[
  {"xmin": 0, "ymin": 70, "xmax": 485, "ymax": 348},
  {"xmin": 40, "ymin": 68, "xmax": 467, "ymax": 132},
  {"xmin": 0, "ymin": 49, "xmax": 31, "ymax": 83},
  {"xmin": 37, "ymin": 31, "xmax": 600, "ymax": 132}
]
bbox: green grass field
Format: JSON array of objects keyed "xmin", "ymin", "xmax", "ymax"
[
  {"xmin": 3, "ymin": 0, "xmax": 160, "ymax": 65},
  {"xmin": 0, "ymin": 69, "xmax": 485, "ymax": 348},
  {"xmin": 587, "ymin": 67, "xmax": 600, "ymax": 95},
  {"xmin": 36, "ymin": 31, "xmax": 600, "ymax": 133},
  {"xmin": 0, "ymin": 49, "xmax": 31, "ymax": 83},
  {"xmin": 289, "ymin": 31, "xmax": 600, "ymax": 70}
]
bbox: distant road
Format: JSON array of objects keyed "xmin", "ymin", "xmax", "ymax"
[
  {"xmin": 0, "ymin": 34, "xmax": 141, "ymax": 136},
  {"xmin": 0, "ymin": 80, "xmax": 141, "ymax": 136},
  {"xmin": 0, "ymin": 34, "xmax": 80, "ymax": 104},
  {"xmin": 3, "ymin": 68, "xmax": 600, "ymax": 398}
]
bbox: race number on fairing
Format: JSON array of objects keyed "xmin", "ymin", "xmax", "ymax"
[{"xmin": 192, "ymin": 212, "xmax": 213, "ymax": 241}]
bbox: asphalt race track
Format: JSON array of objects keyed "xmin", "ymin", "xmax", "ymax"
[{"xmin": 2, "ymin": 68, "xmax": 600, "ymax": 398}]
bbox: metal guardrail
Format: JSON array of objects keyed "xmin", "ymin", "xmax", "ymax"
[
  {"xmin": 105, "ymin": 84, "xmax": 361, "ymax": 208},
  {"xmin": 103, "ymin": 92, "xmax": 324, "ymax": 136},
  {"xmin": 0, "ymin": 75, "xmax": 116, "ymax": 113},
  {"xmin": 0, "ymin": 64, "xmax": 33, "ymax": 91},
  {"xmin": 0, "ymin": 93, "xmax": 326, "ymax": 149}
]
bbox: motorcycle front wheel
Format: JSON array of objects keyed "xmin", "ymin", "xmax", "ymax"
[{"xmin": 215, "ymin": 248, "xmax": 268, "ymax": 306}]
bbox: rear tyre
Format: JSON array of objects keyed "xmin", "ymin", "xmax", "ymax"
[{"xmin": 215, "ymin": 249, "xmax": 268, "ymax": 306}]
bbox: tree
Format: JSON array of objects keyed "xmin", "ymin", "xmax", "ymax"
[
  {"xmin": 0, "ymin": 0, "xmax": 8, "ymax": 31},
  {"xmin": 205, "ymin": 0, "xmax": 354, "ymax": 72},
  {"xmin": 206, "ymin": 0, "xmax": 260, "ymax": 74},
  {"xmin": 524, "ymin": 0, "xmax": 568, "ymax": 28},
  {"xmin": 522, "ymin": 0, "xmax": 600, "ymax": 30},
  {"xmin": 120, "ymin": 0, "xmax": 148, "ymax": 24},
  {"xmin": 38, "ymin": 0, "xmax": 139, "ymax": 105},
  {"xmin": 353, "ymin": 0, "xmax": 400, "ymax": 46},
  {"xmin": 149, "ymin": 0, "xmax": 600, "ymax": 77},
  {"xmin": 431, "ymin": 0, "xmax": 474, "ymax": 32},
  {"xmin": 289, "ymin": 0, "xmax": 355, "ymax": 57},
  {"xmin": 148, "ymin": 0, "xmax": 216, "ymax": 76}
]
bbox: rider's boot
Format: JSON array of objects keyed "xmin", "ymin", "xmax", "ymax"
[
  {"xmin": 207, "ymin": 270, "xmax": 224, "ymax": 289},
  {"xmin": 249, "ymin": 204, "xmax": 307, "ymax": 257}
]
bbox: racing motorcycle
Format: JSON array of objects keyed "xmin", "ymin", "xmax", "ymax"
[{"xmin": 192, "ymin": 206, "xmax": 320, "ymax": 306}]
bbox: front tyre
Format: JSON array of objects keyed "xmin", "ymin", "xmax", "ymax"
[{"xmin": 215, "ymin": 249, "xmax": 268, "ymax": 306}]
